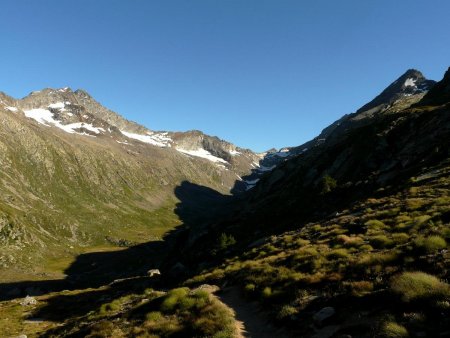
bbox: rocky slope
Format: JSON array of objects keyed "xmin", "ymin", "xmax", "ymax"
[
  {"xmin": 173, "ymin": 68, "xmax": 450, "ymax": 337},
  {"xmin": 237, "ymin": 69, "xmax": 437, "ymax": 190},
  {"xmin": 0, "ymin": 87, "xmax": 266, "ymax": 280}
]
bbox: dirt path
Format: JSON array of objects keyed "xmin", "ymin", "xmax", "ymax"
[{"xmin": 217, "ymin": 287, "xmax": 292, "ymax": 338}]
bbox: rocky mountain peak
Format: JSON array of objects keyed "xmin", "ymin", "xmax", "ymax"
[{"xmin": 356, "ymin": 69, "xmax": 435, "ymax": 115}]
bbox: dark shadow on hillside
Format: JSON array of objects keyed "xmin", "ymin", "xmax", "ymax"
[{"xmin": 0, "ymin": 181, "xmax": 232, "ymax": 321}]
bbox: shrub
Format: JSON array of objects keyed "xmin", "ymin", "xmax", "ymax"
[
  {"xmin": 98, "ymin": 299, "xmax": 121, "ymax": 315},
  {"xmin": 414, "ymin": 235, "xmax": 447, "ymax": 253},
  {"xmin": 358, "ymin": 251, "xmax": 398, "ymax": 267},
  {"xmin": 145, "ymin": 311, "xmax": 163, "ymax": 322},
  {"xmin": 390, "ymin": 271, "xmax": 450, "ymax": 302},
  {"xmin": 217, "ymin": 233, "xmax": 236, "ymax": 251},
  {"xmin": 337, "ymin": 234, "xmax": 364, "ymax": 247},
  {"xmin": 320, "ymin": 175, "xmax": 337, "ymax": 194},
  {"xmin": 244, "ymin": 283, "xmax": 256, "ymax": 293},
  {"xmin": 369, "ymin": 235, "xmax": 394, "ymax": 248},
  {"xmin": 392, "ymin": 233, "xmax": 410, "ymax": 244},
  {"xmin": 381, "ymin": 321, "xmax": 409, "ymax": 337},
  {"xmin": 406, "ymin": 198, "xmax": 427, "ymax": 211},
  {"xmin": 277, "ymin": 305, "xmax": 298, "ymax": 320},
  {"xmin": 262, "ymin": 287, "xmax": 272, "ymax": 298},
  {"xmin": 326, "ymin": 248, "xmax": 350, "ymax": 260},
  {"xmin": 412, "ymin": 215, "xmax": 431, "ymax": 227},
  {"xmin": 160, "ymin": 287, "xmax": 189, "ymax": 313},
  {"xmin": 349, "ymin": 280, "xmax": 374, "ymax": 296},
  {"xmin": 365, "ymin": 220, "xmax": 386, "ymax": 229}
]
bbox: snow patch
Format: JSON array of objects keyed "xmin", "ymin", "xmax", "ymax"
[
  {"xmin": 117, "ymin": 140, "xmax": 132, "ymax": 145},
  {"xmin": 176, "ymin": 147, "xmax": 228, "ymax": 164},
  {"xmin": 48, "ymin": 102, "xmax": 65, "ymax": 109},
  {"xmin": 245, "ymin": 178, "xmax": 260, "ymax": 185},
  {"xmin": 404, "ymin": 78, "xmax": 417, "ymax": 87},
  {"xmin": 257, "ymin": 165, "xmax": 276, "ymax": 172},
  {"xmin": 229, "ymin": 149, "xmax": 241, "ymax": 156},
  {"xmin": 24, "ymin": 108, "xmax": 104, "ymax": 136},
  {"xmin": 120, "ymin": 130, "xmax": 172, "ymax": 147},
  {"xmin": 6, "ymin": 106, "xmax": 18, "ymax": 112}
]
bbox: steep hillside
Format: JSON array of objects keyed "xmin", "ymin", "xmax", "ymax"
[
  {"xmin": 0, "ymin": 88, "xmax": 263, "ymax": 281},
  {"xmin": 176, "ymin": 68, "xmax": 450, "ymax": 336},
  {"xmin": 239, "ymin": 69, "xmax": 437, "ymax": 187}
]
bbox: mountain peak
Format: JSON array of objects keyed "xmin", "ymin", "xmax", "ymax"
[
  {"xmin": 74, "ymin": 88, "xmax": 92, "ymax": 99},
  {"xmin": 356, "ymin": 68, "xmax": 435, "ymax": 114}
]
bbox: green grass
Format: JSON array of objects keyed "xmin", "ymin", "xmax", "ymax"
[
  {"xmin": 381, "ymin": 321, "xmax": 409, "ymax": 337},
  {"xmin": 390, "ymin": 271, "xmax": 450, "ymax": 302}
]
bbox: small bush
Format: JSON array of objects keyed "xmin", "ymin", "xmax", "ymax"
[
  {"xmin": 392, "ymin": 233, "xmax": 410, "ymax": 244},
  {"xmin": 217, "ymin": 233, "xmax": 236, "ymax": 251},
  {"xmin": 370, "ymin": 235, "xmax": 394, "ymax": 248},
  {"xmin": 412, "ymin": 215, "xmax": 432, "ymax": 227},
  {"xmin": 365, "ymin": 220, "xmax": 386, "ymax": 229},
  {"xmin": 349, "ymin": 280, "xmax": 374, "ymax": 296},
  {"xmin": 145, "ymin": 311, "xmax": 162, "ymax": 322},
  {"xmin": 337, "ymin": 234, "xmax": 364, "ymax": 247},
  {"xmin": 381, "ymin": 321, "xmax": 409, "ymax": 337},
  {"xmin": 320, "ymin": 175, "xmax": 337, "ymax": 194},
  {"xmin": 414, "ymin": 235, "xmax": 446, "ymax": 253},
  {"xmin": 244, "ymin": 283, "xmax": 256, "ymax": 293},
  {"xmin": 406, "ymin": 198, "xmax": 427, "ymax": 211},
  {"xmin": 326, "ymin": 248, "xmax": 350, "ymax": 260},
  {"xmin": 277, "ymin": 305, "xmax": 298, "ymax": 320},
  {"xmin": 391, "ymin": 271, "xmax": 450, "ymax": 302},
  {"xmin": 98, "ymin": 299, "xmax": 121, "ymax": 315},
  {"xmin": 262, "ymin": 287, "xmax": 272, "ymax": 298}
]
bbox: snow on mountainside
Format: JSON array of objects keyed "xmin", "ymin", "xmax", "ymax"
[{"xmin": 0, "ymin": 88, "xmax": 263, "ymax": 192}]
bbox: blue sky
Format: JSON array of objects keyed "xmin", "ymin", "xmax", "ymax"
[{"xmin": 1, "ymin": 1, "xmax": 449, "ymax": 152}]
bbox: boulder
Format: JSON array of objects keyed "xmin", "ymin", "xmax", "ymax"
[
  {"xmin": 147, "ymin": 269, "xmax": 161, "ymax": 277},
  {"xmin": 313, "ymin": 307, "xmax": 336, "ymax": 325},
  {"xmin": 20, "ymin": 295, "xmax": 37, "ymax": 306}
]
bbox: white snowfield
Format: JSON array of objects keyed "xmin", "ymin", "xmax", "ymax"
[
  {"xmin": 176, "ymin": 147, "xmax": 229, "ymax": 164},
  {"xmin": 48, "ymin": 102, "xmax": 66, "ymax": 109},
  {"xmin": 21, "ymin": 102, "xmax": 242, "ymax": 166},
  {"xmin": 404, "ymin": 78, "xmax": 417, "ymax": 87},
  {"xmin": 24, "ymin": 108, "xmax": 105, "ymax": 135},
  {"xmin": 120, "ymin": 130, "xmax": 172, "ymax": 147}
]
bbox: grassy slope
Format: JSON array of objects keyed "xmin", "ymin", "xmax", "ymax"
[
  {"xmin": 0, "ymin": 109, "xmax": 231, "ymax": 281},
  {"xmin": 187, "ymin": 160, "xmax": 449, "ymax": 336}
]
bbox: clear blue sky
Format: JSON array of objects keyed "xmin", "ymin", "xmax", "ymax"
[{"xmin": 1, "ymin": 1, "xmax": 449, "ymax": 152}]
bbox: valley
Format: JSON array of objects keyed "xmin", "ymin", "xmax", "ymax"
[{"xmin": 0, "ymin": 68, "xmax": 449, "ymax": 337}]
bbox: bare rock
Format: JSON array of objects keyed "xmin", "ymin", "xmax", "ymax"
[
  {"xmin": 147, "ymin": 269, "xmax": 161, "ymax": 277},
  {"xmin": 20, "ymin": 295, "xmax": 37, "ymax": 306}
]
